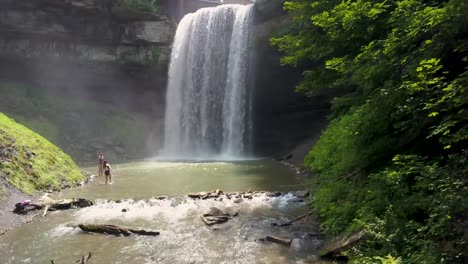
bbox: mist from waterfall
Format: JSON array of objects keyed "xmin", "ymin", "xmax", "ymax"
[{"xmin": 162, "ymin": 4, "xmax": 254, "ymax": 160}]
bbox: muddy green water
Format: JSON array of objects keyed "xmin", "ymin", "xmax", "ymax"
[{"xmin": 0, "ymin": 160, "xmax": 327, "ymax": 264}]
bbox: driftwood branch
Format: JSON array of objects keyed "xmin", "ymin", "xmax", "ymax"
[
  {"xmin": 16, "ymin": 197, "xmax": 94, "ymax": 215},
  {"xmin": 78, "ymin": 224, "xmax": 160, "ymax": 237},
  {"xmin": 265, "ymin": 235, "xmax": 292, "ymax": 246},
  {"xmin": 43, "ymin": 205, "xmax": 50, "ymax": 217},
  {"xmin": 272, "ymin": 211, "xmax": 315, "ymax": 227},
  {"xmin": 51, "ymin": 252, "xmax": 92, "ymax": 264},
  {"xmin": 76, "ymin": 252, "xmax": 92, "ymax": 264}
]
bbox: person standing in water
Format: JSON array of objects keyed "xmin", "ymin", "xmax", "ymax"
[
  {"xmin": 98, "ymin": 152, "xmax": 104, "ymax": 176},
  {"xmin": 103, "ymin": 160, "xmax": 113, "ymax": 184}
]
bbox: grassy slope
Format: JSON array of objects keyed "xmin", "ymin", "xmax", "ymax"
[{"xmin": 0, "ymin": 112, "xmax": 83, "ymax": 195}]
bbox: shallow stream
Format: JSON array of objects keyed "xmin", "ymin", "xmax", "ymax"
[{"xmin": 0, "ymin": 160, "xmax": 327, "ymax": 263}]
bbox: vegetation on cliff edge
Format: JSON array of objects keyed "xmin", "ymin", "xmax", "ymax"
[
  {"xmin": 272, "ymin": 0, "xmax": 467, "ymax": 263},
  {"xmin": 115, "ymin": 0, "xmax": 159, "ymax": 14},
  {"xmin": 0, "ymin": 113, "xmax": 83, "ymax": 196}
]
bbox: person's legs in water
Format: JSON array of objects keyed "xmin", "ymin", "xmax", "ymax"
[
  {"xmin": 98, "ymin": 164, "xmax": 103, "ymax": 177},
  {"xmin": 105, "ymin": 167, "xmax": 112, "ymax": 184}
]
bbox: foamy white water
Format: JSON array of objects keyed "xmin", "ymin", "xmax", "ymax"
[
  {"xmin": 163, "ymin": 5, "xmax": 254, "ymax": 160},
  {"xmin": 0, "ymin": 161, "xmax": 327, "ymax": 264}
]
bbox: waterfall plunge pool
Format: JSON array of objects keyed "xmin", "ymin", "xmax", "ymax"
[{"xmin": 0, "ymin": 160, "xmax": 329, "ymax": 263}]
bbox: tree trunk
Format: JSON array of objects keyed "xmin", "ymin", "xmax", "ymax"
[{"xmin": 78, "ymin": 224, "xmax": 160, "ymax": 237}]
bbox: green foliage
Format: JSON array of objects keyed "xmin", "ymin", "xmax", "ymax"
[
  {"xmin": 115, "ymin": 0, "xmax": 158, "ymax": 14},
  {"xmin": 149, "ymin": 46, "xmax": 169, "ymax": 65},
  {"xmin": 273, "ymin": 0, "xmax": 468, "ymax": 262},
  {"xmin": 151, "ymin": 46, "xmax": 161, "ymax": 63},
  {"xmin": 0, "ymin": 113, "xmax": 83, "ymax": 195}
]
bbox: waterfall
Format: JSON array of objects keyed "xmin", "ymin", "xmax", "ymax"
[{"xmin": 162, "ymin": 4, "xmax": 254, "ymax": 160}]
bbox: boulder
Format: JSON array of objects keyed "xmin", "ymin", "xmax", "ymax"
[
  {"xmin": 225, "ymin": 208, "xmax": 240, "ymax": 217},
  {"xmin": 208, "ymin": 207, "xmax": 224, "ymax": 216},
  {"xmin": 76, "ymin": 198, "xmax": 94, "ymax": 208},
  {"xmin": 201, "ymin": 215, "xmax": 229, "ymax": 226},
  {"xmin": 295, "ymin": 190, "xmax": 310, "ymax": 198},
  {"xmin": 233, "ymin": 198, "xmax": 243, "ymax": 204},
  {"xmin": 188, "ymin": 193, "xmax": 201, "ymax": 199},
  {"xmin": 266, "ymin": 192, "xmax": 282, "ymax": 197},
  {"xmin": 200, "ymin": 207, "xmax": 239, "ymax": 226},
  {"xmin": 242, "ymin": 193, "xmax": 253, "ymax": 199},
  {"xmin": 188, "ymin": 192, "xmax": 208, "ymax": 199}
]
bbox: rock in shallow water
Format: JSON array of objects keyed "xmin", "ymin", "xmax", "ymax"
[
  {"xmin": 200, "ymin": 207, "xmax": 239, "ymax": 226},
  {"xmin": 201, "ymin": 215, "xmax": 230, "ymax": 226},
  {"xmin": 295, "ymin": 190, "xmax": 310, "ymax": 198}
]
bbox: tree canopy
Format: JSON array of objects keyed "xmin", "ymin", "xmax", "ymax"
[{"xmin": 272, "ymin": 0, "xmax": 467, "ymax": 263}]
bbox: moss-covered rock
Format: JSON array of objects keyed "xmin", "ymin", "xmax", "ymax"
[{"xmin": 0, "ymin": 113, "xmax": 83, "ymax": 195}]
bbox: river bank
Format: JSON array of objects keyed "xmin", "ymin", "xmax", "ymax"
[
  {"xmin": 0, "ymin": 172, "xmax": 95, "ymax": 235},
  {"xmin": 0, "ymin": 178, "xmax": 38, "ymax": 235}
]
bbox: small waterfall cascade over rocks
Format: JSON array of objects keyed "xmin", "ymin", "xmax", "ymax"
[{"xmin": 162, "ymin": 4, "xmax": 254, "ymax": 160}]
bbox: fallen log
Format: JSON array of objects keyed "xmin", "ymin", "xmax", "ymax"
[
  {"xmin": 16, "ymin": 197, "xmax": 94, "ymax": 215},
  {"xmin": 320, "ymin": 230, "xmax": 367, "ymax": 258},
  {"xmin": 265, "ymin": 235, "xmax": 292, "ymax": 246},
  {"xmin": 272, "ymin": 211, "xmax": 315, "ymax": 227},
  {"xmin": 78, "ymin": 224, "xmax": 160, "ymax": 237}
]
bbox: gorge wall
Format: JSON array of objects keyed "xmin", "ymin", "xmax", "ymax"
[
  {"xmin": 0, "ymin": 0, "xmax": 330, "ymax": 163},
  {"xmin": 0, "ymin": 0, "xmax": 176, "ymax": 163},
  {"xmin": 251, "ymin": 0, "xmax": 331, "ymax": 160}
]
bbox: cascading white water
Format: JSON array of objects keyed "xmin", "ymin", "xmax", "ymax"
[{"xmin": 162, "ymin": 4, "xmax": 254, "ymax": 160}]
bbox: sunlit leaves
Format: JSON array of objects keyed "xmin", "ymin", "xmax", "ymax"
[{"xmin": 272, "ymin": 0, "xmax": 468, "ymax": 263}]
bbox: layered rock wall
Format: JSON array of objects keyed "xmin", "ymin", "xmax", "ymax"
[
  {"xmin": 0, "ymin": 0, "xmax": 176, "ymax": 162},
  {"xmin": 0, "ymin": 0, "xmax": 330, "ymax": 162},
  {"xmin": 251, "ymin": 0, "xmax": 331, "ymax": 159}
]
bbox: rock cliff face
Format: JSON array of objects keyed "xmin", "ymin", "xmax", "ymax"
[
  {"xmin": 0, "ymin": 0, "xmax": 329, "ymax": 163},
  {"xmin": 0, "ymin": 0, "xmax": 174, "ymax": 65},
  {"xmin": 0, "ymin": 0, "xmax": 175, "ymax": 108},
  {"xmin": 0, "ymin": 0, "xmax": 176, "ymax": 163},
  {"xmin": 251, "ymin": 0, "xmax": 331, "ymax": 159}
]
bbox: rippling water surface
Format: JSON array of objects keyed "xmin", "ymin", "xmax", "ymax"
[{"xmin": 0, "ymin": 160, "xmax": 327, "ymax": 264}]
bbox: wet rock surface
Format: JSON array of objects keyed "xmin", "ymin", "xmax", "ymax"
[
  {"xmin": 295, "ymin": 190, "xmax": 310, "ymax": 198},
  {"xmin": 201, "ymin": 206, "xmax": 240, "ymax": 226}
]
